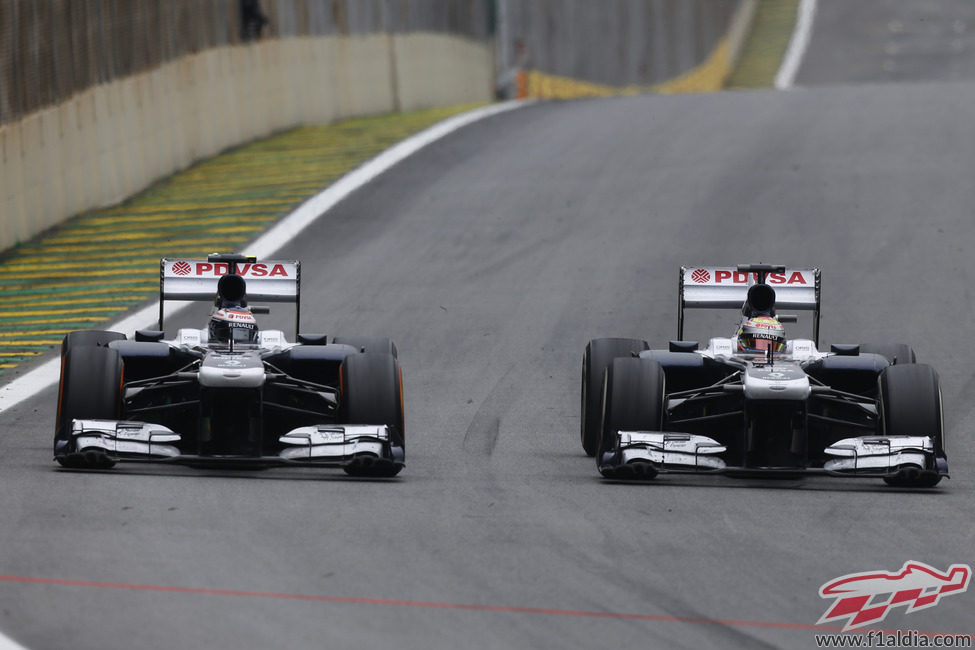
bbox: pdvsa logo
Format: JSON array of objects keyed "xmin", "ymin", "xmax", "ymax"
[
  {"xmin": 171, "ymin": 262, "xmax": 292, "ymax": 277},
  {"xmin": 818, "ymin": 561, "xmax": 971, "ymax": 631},
  {"xmin": 689, "ymin": 268, "xmax": 809, "ymax": 285},
  {"xmin": 720, "ymin": 270, "xmax": 808, "ymax": 284}
]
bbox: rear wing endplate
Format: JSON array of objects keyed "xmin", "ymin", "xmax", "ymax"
[
  {"xmin": 679, "ymin": 265, "xmax": 821, "ymax": 345},
  {"xmin": 159, "ymin": 256, "xmax": 300, "ymax": 334}
]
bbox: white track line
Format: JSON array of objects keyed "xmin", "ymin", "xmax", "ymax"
[
  {"xmin": 0, "ymin": 635, "xmax": 29, "ymax": 650},
  {"xmin": 775, "ymin": 0, "xmax": 818, "ymax": 89},
  {"xmin": 0, "ymin": 101, "xmax": 529, "ymax": 416}
]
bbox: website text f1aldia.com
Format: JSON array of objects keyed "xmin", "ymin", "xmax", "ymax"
[{"xmin": 815, "ymin": 630, "xmax": 973, "ymax": 648}]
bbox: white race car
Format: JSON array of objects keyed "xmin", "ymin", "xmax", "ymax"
[
  {"xmin": 581, "ymin": 264, "xmax": 947, "ymax": 487},
  {"xmin": 55, "ymin": 254, "xmax": 405, "ymax": 477}
]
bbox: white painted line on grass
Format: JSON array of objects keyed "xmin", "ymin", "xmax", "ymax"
[
  {"xmin": 0, "ymin": 100, "xmax": 530, "ymax": 416},
  {"xmin": 775, "ymin": 0, "xmax": 818, "ymax": 89}
]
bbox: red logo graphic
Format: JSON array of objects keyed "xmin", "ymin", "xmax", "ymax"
[
  {"xmin": 172, "ymin": 261, "xmax": 192, "ymax": 276},
  {"xmin": 193, "ymin": 262, "xmax": 290, "ymax": 277},
  {"xmin": 713, "ymin": 270, "xmax": 808, "ymax": 285},
  {"xmin": 818, "ymin": 561, "xmax": 971, "ymax": 631},
  {"xmin": 687, "ymin": 268, "xmax": 810, "ymax": 285}
]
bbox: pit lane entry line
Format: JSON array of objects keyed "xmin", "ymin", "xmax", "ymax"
[{"xmin": 0, "ymin": 101, "xmax": 528, "ymax": 417}]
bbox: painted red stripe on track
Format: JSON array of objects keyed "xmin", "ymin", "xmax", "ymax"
[
  {"xmin": 0, "ymin": 573, "xmax": 809, "ymax": 628},
  {"xmin": 0, "ymin": 574, "xmax": 971, "ymax": 640}
]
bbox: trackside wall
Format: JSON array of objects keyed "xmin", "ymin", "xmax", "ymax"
[
  {"xmin": 1, "ymin": 1, "xmax": 753, "ymax": 253},
  {"xmin": 0, "ymin": 32, "xmax": 493, "ymax": 251}
]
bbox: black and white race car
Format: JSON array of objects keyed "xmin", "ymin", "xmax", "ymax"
[
  {"xmin": 581, "ymin": 264, "xmax": 948, "ymax": 487},
  {"xmin": 54, "ymin": 254, "xmax": 405, "ymax": 477}
]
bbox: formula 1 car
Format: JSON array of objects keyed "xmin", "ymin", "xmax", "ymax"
[
  {"xmin": 581, "ymin": 264, "xmax": 947, "ymax": 487},
  {"xmin": 54, "ymin": 254, "xmax": 405, "ymax": 477}
]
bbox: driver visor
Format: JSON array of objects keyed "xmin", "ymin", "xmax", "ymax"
[{"xmin": 750, "ymin": 337, "xmax": 785, "ymax": 353}]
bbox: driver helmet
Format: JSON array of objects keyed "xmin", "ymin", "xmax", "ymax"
[
  {"xmin": 737, "ymin": 315, "xmax": 786, "ymax": 354},
  {"xmin": 208, "ymin": 306, "xmax": 259, "ymax": 345}
]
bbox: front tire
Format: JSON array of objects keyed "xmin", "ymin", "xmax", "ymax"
[
  {"xmin": 332, "ymin": 336, "xmax": 398, "ymax": 358},
  {"xmin": 598, "ymin": 358, "xmax": 665, "ymax": 479},
  {"xmin": 56, "ymin": 329, "xmax": 126, "ymax": 440},
  {"xmin": 340, "ymin": 353, "xmax": 404, "ymax": 477},
  {"xmin": 55, "ymin": 346, "xmax": 123, "ymax": 469},
  {"xmin": 879, "ymin": 363, "xmax": 944, "ymax": 487},
  {"xmin": 61, "ymin": 330, "xmax": 126, "ymax": 354},
  {"xmin": 581, "ymin": 338, "xmax": 649, "ymax": 456},
  {"xmin": 600, "ymin": 357, "xmax": 666, "ymax": 457}
]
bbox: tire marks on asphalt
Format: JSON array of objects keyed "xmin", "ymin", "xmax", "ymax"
[{"xmin": 462, "ymin": 365, "xmax": 520, "ymax": 457}]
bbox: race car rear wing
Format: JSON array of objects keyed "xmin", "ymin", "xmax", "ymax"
[
  {"xmin": 159, "ymin": 255, "xmax": 300, "ymax": 334},
  {"xmin": 679, "ymin": 264, "xmax": 821, "ymax": 345}
]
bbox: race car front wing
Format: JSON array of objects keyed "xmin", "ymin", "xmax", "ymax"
[
  {"xmin": 598, "ymin": 430, "xmax": 948, "ymax": 482},
  {"xmin": 57, "ymin": 419, "xmax": 404, "ymax": 472}
]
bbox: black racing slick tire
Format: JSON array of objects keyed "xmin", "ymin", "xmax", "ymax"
[
  {"xmin": 600, "ymin": 357, "xmax": 665, "ymax": 457},
  {"xmin": 879, "ymin": 363, "xmax": 944, "ymax": 487},
  {"xmin": 580, "ymin": 338, "xmax": 649, "ymax": 456},
  {"xmin": 332, "ymin": 336, "xmax": 398, "ymax": 359},
  {"xmin": 56, "ymin": 329, "xmax": 127, "ymax": 434},
  {"xmin": 340, "ymin": 352, "xmax": 404, "ymax": 477},
  {"xmin": 61, "ymin": 330, "xmax": 126, "ymax": 355},
  {"xmin": 55, "ymin": 346, "xmax": 123, "ymax": 469},
  {"xmin": 55, "ymin": 330, "xmax": 126, "ymax": 440},
  {"xmin": 860, "ymin": 343, "xmax": 916, "ymax": 365}
]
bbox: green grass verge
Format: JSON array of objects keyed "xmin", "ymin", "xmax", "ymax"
[{"xmin": 728, "ymin": 0, "xmax": 800, "ymax": 89}]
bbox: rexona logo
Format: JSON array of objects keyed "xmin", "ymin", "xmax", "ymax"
[
  {"xmin": 690, "ymin": 269, "xmax": 809, "ymax": 285},
  {"xmin": 175, "ymin": 262, "xmax": 292, "ymax": 277},
  {"xmin": 818, "ymin": 561, "xmax": 971, "ymax": 631}
]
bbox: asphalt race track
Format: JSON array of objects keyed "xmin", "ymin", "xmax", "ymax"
[
  {"xmin": 798, "ymin": 0, "xmax": 975, "ymax": 85},
  {"xmin": 2, "ymin": 4, "xmax": 975, "ymax": 649}
]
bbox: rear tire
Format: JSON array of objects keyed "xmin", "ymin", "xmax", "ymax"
[
  {"xmin": 580, "ymin": 338, "xmax": 648, "ymax": 456},
  {"xmin": 860, "ymin": 343, "xmax": 916, "ymax": 365},
  {"xmin": 55, "ymin": 346, "xmax": 123, "ymax": 469},
  {"xmin": 879, "ymin": 363, "xmax": 943, "ymax": 487},
  {"xmin": 340, "ymin": 353, "xmax": 404, "ymax": 477},
  {"xmin": 599, "ymin": 358, "xmax": 665, "ymax": 477}
]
